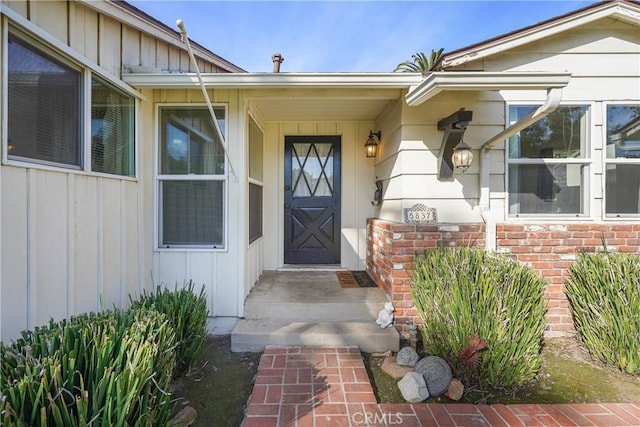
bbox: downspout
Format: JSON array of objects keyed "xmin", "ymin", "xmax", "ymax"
[{"xmin": 479, "ymin": 87, "xmax": 563, "ymax": 251}]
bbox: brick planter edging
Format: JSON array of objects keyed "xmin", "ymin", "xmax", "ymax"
[{"xmin": 366, "ymin": 218, "xmax": 640, "ymax": 337}]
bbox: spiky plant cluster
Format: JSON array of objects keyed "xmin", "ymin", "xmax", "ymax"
[
  {"xmin": 566, "ymin": 250, "xmax": 640, "ymax": 374},
  {"xmin": 412, "ymin": 248, "xmax": 547, "ymax": 389}
]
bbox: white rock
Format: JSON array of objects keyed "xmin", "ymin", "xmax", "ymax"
[{"xmin": 398, "ymin": 372, "xmax": 430, "ymax": 403}]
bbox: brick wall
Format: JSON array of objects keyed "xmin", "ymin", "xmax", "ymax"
[
  {"xmin": 366, "ymin": 219, "xmax": 485, "ymax": 334},
  {"xmin": 366, "ymin": 219, "xmax": 640, "ymax": 337}
]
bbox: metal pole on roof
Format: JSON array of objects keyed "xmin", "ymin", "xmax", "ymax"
[{"xmin": 176, "ymin": 19, "xmax": 239, "ymax": 182}]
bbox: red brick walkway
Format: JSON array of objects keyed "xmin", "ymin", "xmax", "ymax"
[{"xmin": 242, "ymin": 346, "xmax": 640, "ymax": 427}]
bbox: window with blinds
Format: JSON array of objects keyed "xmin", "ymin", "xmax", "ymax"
[
  {"xmin": 8, "ymin": 32, "xmax": 81, "ymax": 167},
  {"xmin": 91, "ymin": 78, "xmax": 135, "ymax": 176},
  {"xmin": 6, "ymin": 27, "xmax": 135, "ymax": 176},
  {"xmin": 158, "ymin": 106, "xmax": 227, "ymax": 248},
  {"xmin": 248, "ymin": 116, "xmax": 264, "ymax": 244}
]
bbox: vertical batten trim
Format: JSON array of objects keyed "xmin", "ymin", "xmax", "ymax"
[
  {"xmin": 136, "ymin": 177, "xmax": 144, "ymax": 295},
  {"xmin": 136, "ymin": 96, "xmax": 145, "ymax": 296},
  {"xmin": 26, "ymin": 169, "xmax": 36, "ymax": 329},
  {"xmin": 210, "ymin": 255, "xmax": 217, "ymax": 316},
  {"xmin": 0, "ymin": 17, "xmax": 5, "ymax": 335},
  {"xmin": 120, "ymin": 181, "xmax": 126, "ymax": 307},
  {"xmin": 1, "ymin": 16, "xmax": 8, "ymax": 165},
  {"xmin": 67, "ymin": 174, "xmax": 75, "ymax": 317},
  {"xmin": 96, "ymin": 178, "xmax": 103, "ymax": 310}
]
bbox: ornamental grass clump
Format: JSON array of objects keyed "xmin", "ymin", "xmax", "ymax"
[
  {"xmin": 0, "ymin": 308, "xmax": 176, "ymax": 426},
  {"xmin": 566, "ymin": 250, "xmax": 640, "ymax": 374},
  {"xmin": 131, "ymin": 281, "xmax": 208, "ymax": 376},
  {"xmin": 412, "ymin": 248, "xmax": 547, "ymax": 389}
]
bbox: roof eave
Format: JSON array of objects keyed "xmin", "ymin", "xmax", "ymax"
[
  {"xmin": 121, "ymin": 72, "xmax": 425, "ymax": 89},
  {"xmin": 442, "ymin": 1, "xmax": 640, "ymax": 69},
  {"xmin": 405, "ymin": 71, "xmax": 572, "ymax": 106},
  {"xmin": 82, "ymin": 0, "xmax": 245, "ymax": 73}
]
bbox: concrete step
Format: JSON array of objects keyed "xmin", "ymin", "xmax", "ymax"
[
  {"xmin": 244, "ymin": 299, "xmax": 383, "ymax": 322},
  {"xmin": 230, "ymin": 320, "xmax": 399, "ymax": 353}
]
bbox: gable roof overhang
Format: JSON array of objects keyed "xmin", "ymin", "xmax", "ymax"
[
  {"xmin": 83, "ymin": 0, "xmax": 245, "ymax": 73},
  {"xmin": 441, "ymin": 0, "xmax": 640, "ymax": 69},
  {"xmin": 405, "ymin": 71, "xmax": 572, "ymax": 106}
]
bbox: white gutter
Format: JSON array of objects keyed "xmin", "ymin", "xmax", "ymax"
[
  {"xmin": 405, "ymin": 71, "xmax": 571, "ymax": 106},
  {"xmin": 479, "ymin": 87, "xmax": 564, "ymax": 251},
  {"xmin": 122, "ymin": 72, "xmax": 425, "ymax": 89}
]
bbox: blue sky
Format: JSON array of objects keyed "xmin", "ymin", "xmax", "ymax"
[{"xmin": 128, "ymin": 1, "xmax": 594, "ymax": 72}]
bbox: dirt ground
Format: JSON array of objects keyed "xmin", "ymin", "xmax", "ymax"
[
  {"xmin": 170, "ymin": 335, "xmax": 261, "ymax": 427},
  {"xmin": 170, "ymin": 336, "xmax": 640, "ymax": 425}
]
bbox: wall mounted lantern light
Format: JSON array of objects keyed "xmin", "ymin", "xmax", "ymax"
[
  {"xmin": 452, "ymin": 140, "xmax": 473, "ymax": 174},
  {"xmin": 437, "ymin": 109, "xmax": 473, "ymax": 179},
  {"xmin": 365, "ymin": 130, "xmax": 382, "ymax": 158}
]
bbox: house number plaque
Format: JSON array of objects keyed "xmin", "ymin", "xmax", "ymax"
[{"xmin": 404, "ymin": 204, "xmax": 437, "ymax": 224}]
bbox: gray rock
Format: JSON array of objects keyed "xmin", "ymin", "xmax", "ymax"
[
  {"xmin": 414, "ymin": 356, "xmax": 452, "ymax": 397},
  {"xmin": 398, "ymin": 372, "xmax": 430, "ymax": 403},
  {"xmin": 168, "ymin": 406, "xmax": 197, "ymax": 427},
  {"xmin": 396, "ymin": 346, "xmax": 419, "ymax": 367}
]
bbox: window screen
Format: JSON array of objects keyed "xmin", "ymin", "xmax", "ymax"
[
  {"xmin": 158, "ymin": 106, "xmax": 226, "ymax": 248},
  {"xmin": 91, "ymin": 77, "xmax": 135, "ymax": 176},
  {"xmin": 8, "ymin": 32, "xmax": 81, "ymax": 167}
]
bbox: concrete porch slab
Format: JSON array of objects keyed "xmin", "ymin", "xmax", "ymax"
[{"xmin": 232, "ymin": 270, "xmax": 399, "ymax": 353}]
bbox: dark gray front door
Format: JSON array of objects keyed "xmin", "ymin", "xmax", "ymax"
[{"xmin": 284, "ymin": 136, "xmax": 341, "ymax": 264}]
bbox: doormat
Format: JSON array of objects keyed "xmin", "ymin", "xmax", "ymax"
[{"xmin": 336, "ymin": 271, "xmax": 377, "ymax": 288}]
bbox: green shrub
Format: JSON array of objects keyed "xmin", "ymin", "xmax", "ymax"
[
  {"xmin": 1, "ymin": 309, "xmax": 176, "ymax": 426},
  {"xmin": 131, "ymin": 281, "xmax": 208, "ymax": 376},
  {"xmin": 566, "ymin": 251, "xmax": 640, "ymax": 374},
  {"xmin": 412, "ymin": 248, "xmax": 547, "ymax": 389}
]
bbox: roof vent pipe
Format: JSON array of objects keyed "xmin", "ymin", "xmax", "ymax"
[{"xmin": 272, "ymin": 53, "xmax": 284, "ymax": 73}]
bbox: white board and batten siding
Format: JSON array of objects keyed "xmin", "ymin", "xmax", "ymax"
[
  {"xmin": 148, "ymin": 89, "xmax": 246, "ymax": 318},
  {"xmin": 0, "ymin": 0, "xmax": 226, "ymax": 341},
  {"xmin": 0, "ymin": 168, "xmax": 143, "ymax": 340},
  {"xmin": 262, "ymin": 121, "xmax": 376, "ymax": 271}
]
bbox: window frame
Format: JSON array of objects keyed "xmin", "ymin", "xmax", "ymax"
[
  {"xmin": 248, "ymin": 113, "xmax": 264, "ymax": 245},
  {"xmin": 505, "ymin": 103, "xmax": 592, "ymax": 219},
  {"xmin": 603, "ymin": 102, "xmax": 640, "ymax": 219},
  {"xmin": 1, "ymin": 12, "xmax": 140, "ymax": 179},
  {"xmin": 155, "ymin": 103, "xmax": 229, "ymax": 251}
]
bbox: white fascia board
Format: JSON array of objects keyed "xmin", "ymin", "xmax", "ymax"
[
  {"xmin": 443, "ymin": 3, "xmax": 640, "ymax": 68},
  {"xmin": 79, "ymin": 0, "xmax": 244, "ymax": 73},
  {"xmin": 122, "ymin": 72, "xmax": 425, "ymax": 89},
  {"xmin": 405, "ymin": 71, "xmax": 572, "ymax": 106}
]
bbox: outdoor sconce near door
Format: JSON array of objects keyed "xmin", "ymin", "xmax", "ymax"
[
  {"xmin": 452, "ymin": 140, "xmax": 473, "ymax": 174},
  {"xmin": 365, "ymin": 130, "xmax": 381, "ymax": 158},
  {"xmin": 437, "ymin": 109, "xmax": 473, "ymax": 179}
]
